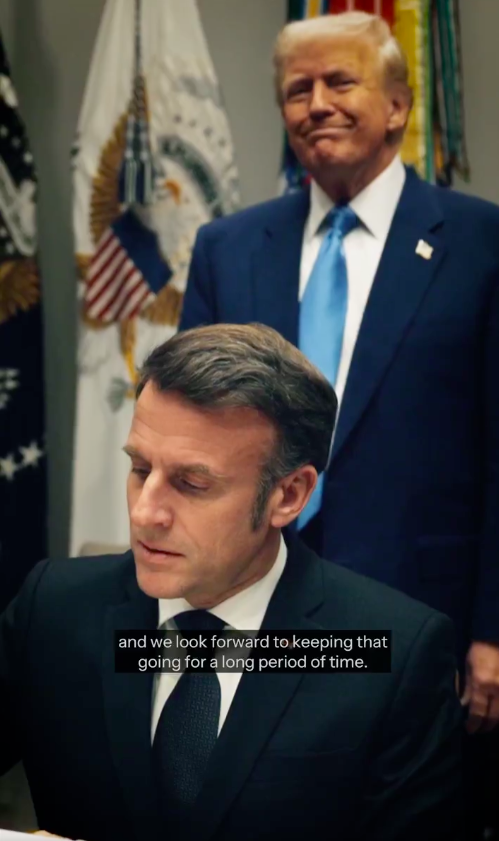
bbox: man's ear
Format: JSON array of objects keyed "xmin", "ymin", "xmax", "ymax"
[
  {"xmin": 387, "ymin": 84, "xmax": 412, "ymax": 135},
  {"xmin": 269, "ymin": 465, "xmax": 318, "ymax": 529}
]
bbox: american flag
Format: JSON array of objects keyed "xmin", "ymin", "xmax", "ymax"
[{"xmin": 84, "ymin": 208, "xmax": 171, "ymax": 323}]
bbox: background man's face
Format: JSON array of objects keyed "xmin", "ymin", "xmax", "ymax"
[
  {"xmin": 125, "ymin": 384, "xmax": 278, "ymax": 605},
  {"xmin": 281, "ymin": 35, "xmax": 402, "ymax": 178}
]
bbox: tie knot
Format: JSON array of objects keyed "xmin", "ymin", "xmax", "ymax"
[
  {"xmin": 174, "ymin": 609, "xmax": 225, "ymax": 633},
  {"xmin": 325, "ymin": 204, "xmax": 358, "ymax": 238}
]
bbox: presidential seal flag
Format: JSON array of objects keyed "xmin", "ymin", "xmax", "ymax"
[
  {"xmin": 0, "ymin": 34, "xmax": 47, "ymax": 611},
  {"xmin": 70, "ymin": 0, "xmax": 240, "ymax": 554}
]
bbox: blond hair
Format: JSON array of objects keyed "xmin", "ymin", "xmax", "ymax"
[{"xmin": 273, "ymin": 11, "xmax": 412, "ymax": 106}]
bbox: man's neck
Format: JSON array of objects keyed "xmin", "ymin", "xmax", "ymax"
[
  {"xmin": 187, "ymin": 528, "xmax": 282, "ymax": 610},
  {"xmin": 311, "ymin": 146, "xmax": 401, "ymax": 204}
]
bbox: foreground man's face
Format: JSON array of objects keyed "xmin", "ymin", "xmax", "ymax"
[
  {"xmin": 125, "ymin": 383, "xmax": 279, "ymax": 607},
  {"xmin": 281, "ymin": 34, "xmax": 407, "ymax": 183}
]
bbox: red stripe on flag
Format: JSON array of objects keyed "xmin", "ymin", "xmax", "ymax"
[
  {"xmin": 88, "ymin": 236, "xmax": 119, "ymax": 269},
  {"xmin": 118, "ymin": 287, "xmax": 152, "ymax": 322},
  {"xmin": 87, "ymin": 238, "xmax": 121, "ymax": 287},
  {"xmin": 92, "ymin": 264, "xmax": 140, "ymax": 321},
  {"xmin": 113, "ymin": 278, "xmax": 149, "ymax": 321},
  {"xmin": 88, "ymin": 228, "xmax": 114, "ymax": 265},
  {"xmin": 86, "ymin": 252, "xmax": 129, "ymax": 309},
  {"xmin": 106, "ymin": 274, "xmax": 143, "ymax": 321},
  {"xmin": 87, "ymin": 262, "xmax": 135, "ymax": 320}
]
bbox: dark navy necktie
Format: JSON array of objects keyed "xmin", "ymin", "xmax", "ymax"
[{"xmin": 153, "ymin": 609, "xmax": 225, "ymax": 827}]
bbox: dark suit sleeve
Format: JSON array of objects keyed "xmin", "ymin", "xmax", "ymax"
[
  {"xmin": 0, "ymin": 559, "xmax": 50, "ymax": 776},
  {"xmin": 357, "ymin": 613, "xmax": 464, "ymax": 841},
  {"xmin": 179, "ymin": 225, "xmax": 218, "ymax": 330},
  {"xmin": 473, "ymin": 270, "xmax": 499, "ymax": 641}
]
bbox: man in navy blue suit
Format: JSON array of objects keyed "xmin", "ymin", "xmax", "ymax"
[
  {"xmin": 180, "ymin": 12, "xmax": 499, "ymax": 836},
  {"xmin": 1, "ymin": 325, "xmax": 463, "ymax": 841}
]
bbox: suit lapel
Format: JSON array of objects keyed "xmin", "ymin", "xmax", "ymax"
[
  {"xmin": 252, "ymin": 189, "xmax": 310, "ymax": 345},
  {"xmin": 101, "ymin": 555, "xmax": 162, "ymax": 841},
  {"xmin": 331, "ymin": 168, "xmax": 447, "ymax": 462},
  {"xmin": 193, "ymin": 534, "xmax": 324, "ymax": 839}
]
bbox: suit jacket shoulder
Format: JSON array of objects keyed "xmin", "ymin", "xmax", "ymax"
[
  {"xmin": 429, "ymin": 180, "xmax": 499, "ymax": 220},
  {"xmin": 280, "ymin": 535, "xmax": 457, "ymax": 668},
  {"xmin": 3, "ymin": 553, "xmax": 141, "ymax": 640},
  {"xmin": 37, "ymin": 552, "xmax": 134, "ymax": 602},
  {"xmin": 320, "ymin": 550, "xmax": 441, "ymax": 627},
  {"xmin": 405, "ymin": 174, "xmax": 499, "ymax": 253},
  {"xmin": 197, "ymin": 189, "xmax": 310, "ymax": 244}
]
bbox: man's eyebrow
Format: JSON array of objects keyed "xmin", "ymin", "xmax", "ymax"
[
  {"xmin": 122, "ymin": 445, "xmax": 150, "ymax": 463},
  {"xmin": 285, "ymin": 75, "xmax": 311, "ymax": 89},
  {"xmin": 286, "ymin": 68, "xmax": 358, "ymax": 87},
  {"xmin": 173, "ymin": 463, "xmax": 227, "ymax": 481},
  {"xmin": 122, "ymin": 450, "xmax": 226, "ymax": 480}
]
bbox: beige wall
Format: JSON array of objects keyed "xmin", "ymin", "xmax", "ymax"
[
  {"xmin": 453, "ymin": 0, "xmax": 499, "ymax": 203},
  {"xmin": 0, "ymin": 0, "xmax": 496, "ymax": 555},
  {"xmin": 198, "ymin": 0, "xmax": 286, "ymax": 206}
]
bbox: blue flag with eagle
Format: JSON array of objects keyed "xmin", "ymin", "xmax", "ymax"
[
  {"xmin": 70, "ymin": 0, "xmax": 240, "ymax": 555},
  {"xmin": 0, "ymin": 34, "xmax": 47, "ymax": 610}
]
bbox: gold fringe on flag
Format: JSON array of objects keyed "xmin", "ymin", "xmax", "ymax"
[{"xmin": 394, "ymin": 0, "xmax": 431, "ymax": 179}]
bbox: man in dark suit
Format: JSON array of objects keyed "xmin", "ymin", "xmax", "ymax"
[
  {"xmin": 1, "ymin": 324, "xmax": 462, "ymax": 840},
  {"xmin": 180, "ymin": 12, "xmax": 499, "ymax": 756}
]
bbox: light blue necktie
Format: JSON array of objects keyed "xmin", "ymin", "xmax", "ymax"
[{"xmin": 298, "ymin": 204, "xmax": 359, "ymax": 530}]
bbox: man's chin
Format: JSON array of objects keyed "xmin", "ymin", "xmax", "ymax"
[
  {"xmin": 310, "ymin": 142, "xmax": 351, "ymax": 167},
  {"xmin": 135, "ymin": 564, "xmax": 188, "ymax": 601}
]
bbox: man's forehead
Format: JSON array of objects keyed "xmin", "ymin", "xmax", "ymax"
[
  {"xmin": 128, "ymin": 385, "xmax": 276, "ymax": 461},
  {"xmin": 133, "ymin": 385, "xmax": 272, "ymax": 433},
  {"xmin": 283, "ymin": 34, "xmax": 378, "ymax": 75}
]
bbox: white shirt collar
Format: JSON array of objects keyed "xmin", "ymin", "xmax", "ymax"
[
  {"xmin": 157, "ymin": 533, "xmax": 287, "ymax": 633},
  {"xmin": 305, "ymin": 153, "xmax": 406, "ymax": 242}
]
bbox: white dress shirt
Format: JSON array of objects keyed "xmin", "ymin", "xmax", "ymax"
[
  {"xmin": 151, "ymin": 534, "xmax": 287, "ymax": 741},
  {"xmin": 300, "ymin": 154, "xmax": 406, "ymax": 407}
]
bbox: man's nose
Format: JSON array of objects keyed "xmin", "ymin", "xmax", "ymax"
[
  {"xmin": 309, "ymin": 80, "xmax": 335, "ymax": 117},
  {"xmin": 131, "ymin": 476, "xmax": 174, "ymax": 530}
]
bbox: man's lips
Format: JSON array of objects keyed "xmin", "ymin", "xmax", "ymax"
[
  {"xmin": 138, "ymin": 540, "xmax": 183, "ymax": 557},
  {"xmin": 306, "ymin": 126, "xmax": 352, "ymax": 139}
]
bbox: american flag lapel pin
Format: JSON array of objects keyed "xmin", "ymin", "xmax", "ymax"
[{"xmin": 415, "ymin": 239, "xmax": 434, "ymax": 260}]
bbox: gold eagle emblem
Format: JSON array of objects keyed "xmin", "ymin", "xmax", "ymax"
[{"xmin": 0, "ymin": 258, "xmax": 40, "ymax": 325}]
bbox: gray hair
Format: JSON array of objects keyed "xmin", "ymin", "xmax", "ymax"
[
  {"xmin": 273, "ymin": 11, "xmax": 412, "ymax": 107},
  {"xmin": 137, "ymin": 323, "xmax": 337, "ymax": 529}
]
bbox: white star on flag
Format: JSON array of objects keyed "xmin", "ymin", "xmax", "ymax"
[
  {"xmin": 0, "ymin": 454, "xmax": 17, "ymax": 480},
  {"xmin": 20, "ymin": 441, "xmax": 43, "ymax": 467}
]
